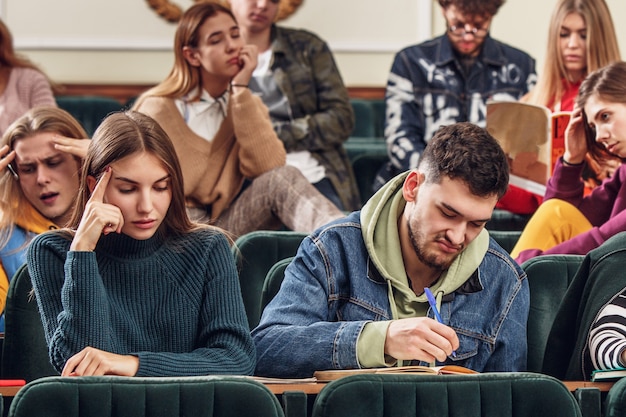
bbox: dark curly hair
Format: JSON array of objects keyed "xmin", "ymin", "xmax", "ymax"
[
  {"xmin": 438, "ymin": 0, "xmax": 505, "ymax": 17},
  {"xmin": 418, "ymin": 122, "xmax": 509, "ymax": 199}
]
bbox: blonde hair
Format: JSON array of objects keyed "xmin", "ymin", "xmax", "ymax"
[
  {"xmin": 133, "ymin": 2, "xmax": 237, "ymax": 106},
  {"xmin": 0, "ymin": 107, "xmax": 87, "ymax": 249},
  {"xmin": 526, "ymin": 0, "xmax": 620, "ymax": 108}
]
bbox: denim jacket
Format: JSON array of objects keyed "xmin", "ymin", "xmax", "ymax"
[
  {"xmin": 375, "ymin": 34, "xmax": 536, "ymax": 189},
  {"xmin": 253, "ymin": 178, "xmax": 529, "ymax": 378}
]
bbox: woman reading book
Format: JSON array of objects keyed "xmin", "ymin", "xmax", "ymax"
[
  {"xmin": 512, "ymin": 61, "xmax": 626, "ymax": 263},
  {"xmin": 496, "ymin": 0, "xmax": 621, "ymax": 215},
  {"xmin": 27, "ymin": 111, "xmax": 255, "ymax": 377}
]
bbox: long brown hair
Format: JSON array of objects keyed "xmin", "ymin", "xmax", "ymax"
[
  {"xmin": 0, "ymin": 19, "xmax": 59, "ymax": 92},
  {"xmin": 68, "ymin": 111, "xmax": 197, "ymax": 238},
  {"xmin": 133, "ymin": 2, "xmax": 236, "ymax": 106},
  {"xmin": 576, "ymin": 61, "xmax": 626, "ymax": 163}
]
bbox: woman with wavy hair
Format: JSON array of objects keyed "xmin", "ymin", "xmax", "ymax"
[
  {"xmin": 497, "ymin": 0, "xmax": 621, "ymax": 215},
  {"xmin": 513, "ymin": 61, "xmax": 626, "ymax": 263},
  {"xmin": 133, "ymin": 2, "xmax": 342, "ymax": 237}
]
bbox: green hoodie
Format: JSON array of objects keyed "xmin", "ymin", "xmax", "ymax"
[{"xmin": 356, "ymin": 172, "xmax": 489, "ymax": 367}]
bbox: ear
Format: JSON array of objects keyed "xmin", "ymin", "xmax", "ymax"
[
  {"xmin": 402, "ymin": 170, "xmax": 425, "ymax": 203},
  {"xmin": 182, "ymin": 46, "xmax": 201, "ymax": 68},
  {"xmin": 87, "ymin": 175, "xmax": 97, "ymax": 194}
]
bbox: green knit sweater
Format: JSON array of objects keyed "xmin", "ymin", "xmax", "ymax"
[{"xmin": 27, "ymin": 228, "xmax": 255, "ymax": 377}]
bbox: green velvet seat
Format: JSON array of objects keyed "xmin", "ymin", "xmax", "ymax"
[
  {"xmin": 8, "ymin": 375, "xmax": 284, "ymax": 417},
  {"xmin": 232, "ymin": 231, "xmax": 307, "ymax": 330},
  {"xmin": 350, "ymin": 99, "xmax": 377, "ymax": 138},
  {"xmin": 487, "ymin": 230, "xmax": 521, "ymax": 254},
  {"xmin": 521, "ymin": 254, "xmax": 584, "ymax": 373},
  {"xmin": 312, "ymin": 373, "xmax": 581, "ymax": 417},
  {"xmin": 1, "ymin": 264, "xmax": 58, "ymax": 382},
  {"xmin": 55, "ymin": 95, "xmax": 123, "ymax": 136},
  {"xmin": 350, "ymin": 152, "xmax": 388, "ymax": 205},
  {"xmin": 486, "ymin": 209, "xmax": 531, "ymax": 231},
  {"xmin": 261, "ymin": 257, "xmax": 293, "ymax": 312},
  {"xmin": 604, "ymin": 376, "xmax": 626, "ymax": 417}
]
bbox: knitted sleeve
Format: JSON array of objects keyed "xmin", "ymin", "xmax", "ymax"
[
  {"xmin": 589, "ymin": 290, "xmax": 626, "ymax": 370},
  {"xmin": 27, "ymin": 232, "xmax": 116, "ymax": 372}
]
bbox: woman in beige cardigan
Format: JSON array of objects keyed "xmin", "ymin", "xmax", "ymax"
[{"xmin": 133, "ymin": 2, "xmax": 342, "ymax": 237}]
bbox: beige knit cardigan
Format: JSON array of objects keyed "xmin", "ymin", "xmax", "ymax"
[{"xmin": 134, "ymin": 89, "xmax": 286, "ymax": 219}]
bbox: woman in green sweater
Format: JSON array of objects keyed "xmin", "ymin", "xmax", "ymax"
[{"xmin": 27, "ymin": 110, "xmax": 255, "ymax": 377}]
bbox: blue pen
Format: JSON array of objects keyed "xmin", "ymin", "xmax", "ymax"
[{"xmin": 424, "ymin": 287, "xmax": 457, "ymax": 358}]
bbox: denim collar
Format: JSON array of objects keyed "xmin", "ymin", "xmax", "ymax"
[
  {"xmin": 367, "ymin": 258, "xmax": 483, "ymax": 302},
  {"xmin": 433, "ymin": 34, "xmax": 509, "ymax": 68}
]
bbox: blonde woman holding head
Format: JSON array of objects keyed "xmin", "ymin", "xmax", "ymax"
[
  {"xmin": 497, "ymin": 0, "xmax": 621, "ymax": 215},
  {"xmin": 133, "ymin": 2, "xmax": 342, "ymax": 237},
  {"xmin": 0, "ymin": 107, "xmax": 87, "ymax": 330},
  {"xmin": 27, "ymin": 111, "xmax": 255, "ymax": 377}
]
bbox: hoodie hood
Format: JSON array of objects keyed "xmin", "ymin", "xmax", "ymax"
[{"xmin": 360, "ymin": 171, "xmax": 489, "ymax": 318}]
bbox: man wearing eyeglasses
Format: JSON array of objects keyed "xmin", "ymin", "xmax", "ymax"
[{"xmin": 374, "ymin": 0, "xmax": 536, "ymax": 190}]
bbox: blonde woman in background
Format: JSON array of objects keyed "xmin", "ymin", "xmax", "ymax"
[
  {"xmin": 496, "ymin": 0, "xmax": 621, "ymax": 215},
  {"xmin": 0, "ymin": 19, "xmax": 57, "ymax": 134}
]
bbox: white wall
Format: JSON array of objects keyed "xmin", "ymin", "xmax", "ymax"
[{"xmin": 6, "ymin": 0, "xmax": 626, "ymax": 87}]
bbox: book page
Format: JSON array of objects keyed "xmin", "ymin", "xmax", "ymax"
[
  {"xmin": 486, "ymin": 101, "xmax": 556, "ymax": 195},
  {"xmin": 314, "ymin": 365, "xmax": 477, "ymax": 382}
]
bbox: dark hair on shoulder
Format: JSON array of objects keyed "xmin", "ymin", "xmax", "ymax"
[
  {"xmin": 418, "ymin": 122, "xmax": 509, "ymax": 199},
  {"xmin": 577, "ymin": 61, "xmax": 626, "ymax": 163},
  {"xmin": 438, "ymin": 0, "xmax": 505, "ymax": 17}
]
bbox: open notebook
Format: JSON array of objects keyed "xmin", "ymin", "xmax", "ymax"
[{"xmin": 314, "ymin": 365, "xmax": 477, "ymax": 382}]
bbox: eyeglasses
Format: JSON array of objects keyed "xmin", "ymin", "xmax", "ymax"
[{"xmin": 448, "ymin": 23, "xmax": 489, "ymax": 39}]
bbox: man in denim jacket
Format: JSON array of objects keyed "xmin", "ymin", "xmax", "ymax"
[
  {"xmin": 374, "ymin": 0, "xmax": 536, "ymax": 190},
  {"xmin": 253, "ymin": 122, "xmax": 529, "ymax": 378}
]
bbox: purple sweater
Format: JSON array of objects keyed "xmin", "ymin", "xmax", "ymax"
[{"xmin": 516, "ymin": 158, "xmax": 626, "ymax": 263}]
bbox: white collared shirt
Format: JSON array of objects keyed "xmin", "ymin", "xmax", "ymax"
[{"xmin": 175, "ymin": 88, "xmax": 229, "ymax": 143}]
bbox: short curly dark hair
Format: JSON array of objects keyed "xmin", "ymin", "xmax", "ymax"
[
  {"xmin": 438, "ymin": 0, "xmax": 505, "ymax": 17},
  {"xmin": 418, "ymin": 122, "xmax": 509, "ymax": 200}
]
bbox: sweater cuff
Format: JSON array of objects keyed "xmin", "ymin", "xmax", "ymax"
[{"xmin": 357, "ymin": 321, "xmax": 396, "ymax": 368}]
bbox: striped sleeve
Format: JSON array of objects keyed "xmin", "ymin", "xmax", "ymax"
[{"xmin": 589, "ymin": 291, "xmax": 626, "ymax": 370}]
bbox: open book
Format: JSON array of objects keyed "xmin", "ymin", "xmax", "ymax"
[
  {"xmin": 486, "ymin": 101, "xmax": 571, "ymax": 196},
  {"xmin": 314, "ymin": 365, "xmax": 477, "ymax": 382},
  {"xmin": 591, "ymin": 367, "xmax": 626, "ymax": 382}
]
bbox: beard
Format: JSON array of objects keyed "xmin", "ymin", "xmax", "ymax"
[{"xmin": 407, "ymin": 219, "xmax": 463, "ymax": 272}]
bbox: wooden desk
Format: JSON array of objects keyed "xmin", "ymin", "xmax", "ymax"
[
  {"xmin": 0, "ymin": 385, "xmax": 23, "ymax": 397},
  {"xmin": 562, "ymin": 380, "xmax": 615, "ymax": 392},
  {"xmin": 0, "ymin": 379, "xmax": 616, "ymax": 397}
]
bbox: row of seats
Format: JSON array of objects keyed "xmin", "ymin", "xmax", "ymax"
[
  {"xmin": 0, "ymin": 231, "xmax": 605, "ymax": 416},
  {"xmin": 53, "ymin": 94, "xmax": 532, "ymax": 232},
  {"xmin": 6, "ymin": 372, "xmax": 586, "ymax": 417}
]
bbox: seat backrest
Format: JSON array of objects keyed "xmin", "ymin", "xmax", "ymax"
[
  {"xmin": 522, "ymin": 254, "xmax": 584, "ymax": 373},
  {"xmin": 1, "ymin": 264, "xmax": 59, "ymax": 382},
  {"xmin": 232, "ymin": 231, "xmax": 307, "ymax": 329},
  {"xmin": 8, "ymin": 375, "xmax": 284, "ymax": 417},
  {"xmin": 604, "ymin": 374, "xmax": 626, "ymax": 417},
  {"xmin": 351, "ymin": 152, "xmax": 388, "ymax": 204},
  {"xmin": 312, "ymin": 373, "xmax": 581, "ymax": 417},
  {"xmin": 261, "ymin": 257, "xmax": 293, "ymax": 313},
  {"xmin": 55, "ymin": 95, "xmax": 123, "ymax": 136},
  {"xmin": 487, "ymin": 230, "xmax": 521, "ymax": 254},
  {"xmin": 350, "ymin": 99, "xmax": 376, "ymax": 138}
]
